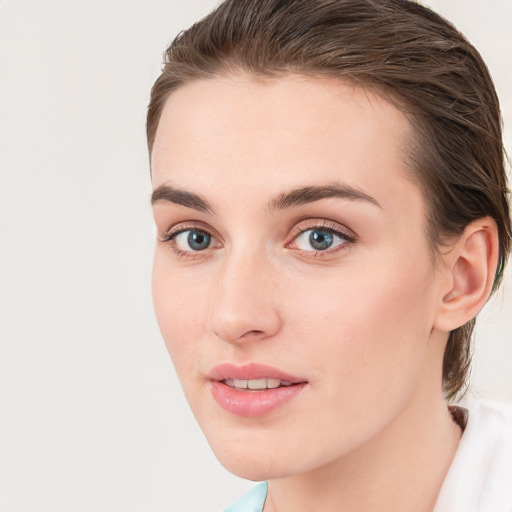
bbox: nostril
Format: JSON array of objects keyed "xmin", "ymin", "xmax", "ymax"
[{"xmin": 240, "ymin": 329, "xmax": 265, "ymax": 339}]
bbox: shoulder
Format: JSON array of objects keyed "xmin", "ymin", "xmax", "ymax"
[
  {"xmin": 434, "ymin": 398, "xmax": 512, "ymax": 512},
  {"xmin": 222, "ymin": 482, "xmax": 268, "ymax": 512}
]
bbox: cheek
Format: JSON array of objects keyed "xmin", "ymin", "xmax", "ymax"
[
  {"xmin": 151, "ymin": 250, "xmax": 210, "ymax": 375},
  {"xmin": 285, "ymin": 252, "xmax": 436, "ymax": 388},
  {"xmin": 266, "ymin": 255, "xmax": 437, "ymax": 461}
]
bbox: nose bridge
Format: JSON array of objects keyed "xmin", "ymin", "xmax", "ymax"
[{"xmin": 208, "ymin": 245, "xmax": 281, "ymax": 344}]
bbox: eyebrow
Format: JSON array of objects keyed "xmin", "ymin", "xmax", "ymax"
[
  {"xmin": 151, "ymin": 184, "xmax": 214, "ymax": 214},
  {"xmin": 269, "ymin": 183, "xmax": 381, "ymax": 211},
  {"xmin": 150, "ymin": 182, "xmax": 381, "ymax": 214}
]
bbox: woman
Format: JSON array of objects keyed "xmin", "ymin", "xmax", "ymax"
[{"xmin": 147, "ymin": 1, "xmax": 512, "ymax": 510}]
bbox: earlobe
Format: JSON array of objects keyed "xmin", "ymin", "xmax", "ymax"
[{"xmin": 434, "ymin": 217, "xmax": 499, "ymax": 332}]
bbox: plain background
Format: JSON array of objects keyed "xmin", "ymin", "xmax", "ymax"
[{"xmin": 0, "ymin": 1, "xmax": 510, "ymax": 511}]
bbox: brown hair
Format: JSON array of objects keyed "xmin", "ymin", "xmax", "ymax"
[{"xmin": 147, "ymin": 0, "xmax": 511, "ymax": 400}]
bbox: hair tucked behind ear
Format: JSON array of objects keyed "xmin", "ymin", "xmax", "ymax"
[{"xmin": 147, "ymin": 0, "xmax": 511, "ymax": 401}]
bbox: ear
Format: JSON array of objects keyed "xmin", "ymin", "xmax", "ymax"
[{"xmin": 434, "ymin": 217, "xmax": 499, "ymax": 332}]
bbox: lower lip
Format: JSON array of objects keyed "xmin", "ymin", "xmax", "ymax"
[{"xmin": 210, "ymin": 381, "xmax": 307, "ymax": 417}]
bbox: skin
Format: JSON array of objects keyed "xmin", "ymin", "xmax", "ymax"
[{"xmin": 150, "ymin": 74, "xmax": 475, "ymax": 511}]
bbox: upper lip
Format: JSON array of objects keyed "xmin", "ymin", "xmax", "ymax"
[{"xmin": 207, "ymin": 363, "xmax": 306, "ymax": 383}]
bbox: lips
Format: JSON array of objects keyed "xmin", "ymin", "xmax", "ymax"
[
  {"xmin": 207, "ymin": 363, "xmax": 308, "ymax": 417},
  {"xmin": 207, "ymin": 362, "xmax": 305, "ymax": 383}
]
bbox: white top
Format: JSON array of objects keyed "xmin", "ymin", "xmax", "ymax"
[
  {"xmin": 225, "ymin": 399, "xmax": 512, "ymax": 512},
  {"xmin": 433, "ymin": 399, "xmax": 512, "ymax": 512}
]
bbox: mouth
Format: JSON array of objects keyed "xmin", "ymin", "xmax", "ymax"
[
  {"xmin": 207, "ymin": 363, "xmax": 308, "ymax": 417},
  {"xmin": 207, "ymin": 362, "xmax": 305, "ymax": 383},
  {"xmin": 222, "ymin": 378, "xmax": 295, "ymax": 390}
]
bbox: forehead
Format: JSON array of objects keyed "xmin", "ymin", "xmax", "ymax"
[{"xmin": 151, "ymin": 73, "xmax": 421, "ymax": 216}]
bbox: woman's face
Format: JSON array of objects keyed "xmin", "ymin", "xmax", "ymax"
[{"xmin": 150, "ymin": 74, "xmax": 448, "ymax": 480}]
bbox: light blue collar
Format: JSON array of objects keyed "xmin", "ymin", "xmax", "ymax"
[{"xmin": 223, "ymin": 482, "xmax": 268, "ymax": 512}]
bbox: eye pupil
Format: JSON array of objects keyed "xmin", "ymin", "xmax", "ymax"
[
  {"xmin": 309, "ymin": 230, "xmax": 333, "ymax": 251},
  {"xmin": 188, "ymin": 230, "xmax": 211, "ymax": 250}
]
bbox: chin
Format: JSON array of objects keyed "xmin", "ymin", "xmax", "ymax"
[
  {"xmin": 222, "ymin": 462, "xmax": 276, "ymax": 482},
  {"xmin": 205, "ymin": 429, "xmax": 318, "ymax": 481},
  {"xmin": 215, "ymin": 449, "xmax": 293, "ymax": 481},
  {"xmin": 191, "ymin": 402, "xmax": 301, "ymax": 480}
]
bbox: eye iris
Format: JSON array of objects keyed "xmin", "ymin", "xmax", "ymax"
[
  {"xmin": 309, "ymin": 230, "xmax": 333, "ymax": 250},
  {"xmin": 187, "ymin": 230, "xmax": 211, "ymax": 250}
]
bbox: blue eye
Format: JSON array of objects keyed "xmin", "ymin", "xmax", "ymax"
[
  {"xmin": 174, "ymin": 229, "xmax": 213, "ymax": 251},
  {"xmin": 293, "ymin": 228, "xmax": 348, "ymax": 252},
  {"xmin": 308, "ymin": 230, "xmax": 334, "ymax": 250}
]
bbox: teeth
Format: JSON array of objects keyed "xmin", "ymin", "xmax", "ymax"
[
  {"xmin": 266, "ymin": 378, "xmax": 281, "ymax": 389},
  {"xmin": 223, "ymin": 378, "xmax": 293, "ymax": 390},
  {"xmin": 233, "ymin": 379, "xmax": 248, "ymax": 389},
  {"xmin": 248, "ymin": 378, "xmax": 267, "ymax": 390}
]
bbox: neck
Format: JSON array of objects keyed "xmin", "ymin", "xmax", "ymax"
[{"xmin": 264, "ymin": 349, "xmax": 462, "ymax": 512}]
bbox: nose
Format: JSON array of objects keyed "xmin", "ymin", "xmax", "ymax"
[{"xmin": 208, "ymin": 251, "xmax": 282, "ymax": 344}]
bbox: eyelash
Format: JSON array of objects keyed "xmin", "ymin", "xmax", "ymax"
[
  {"xmin": 159, "ymin": 221, "xmax": 220, "ymax": 260},
  {"xmin": 159, "ymin": 220, "xmax": 357, "ymax": 260},
  {"xmin": 288, "ymin": 220, "xmax": 356, "ymax": 259}
]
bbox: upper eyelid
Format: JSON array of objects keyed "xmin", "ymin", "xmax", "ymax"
[
  {"xmin": 160, "ymin": 221, "xmax": 220, "ymax": 241},
  {"xmin": 288, "ymin": 219, "xmax": 357, "ymax": 240}
]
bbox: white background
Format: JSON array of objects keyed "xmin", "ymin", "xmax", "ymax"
[{"xmin": 0, "ymin": 1, "xmax": 510, "ymax": 511}]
